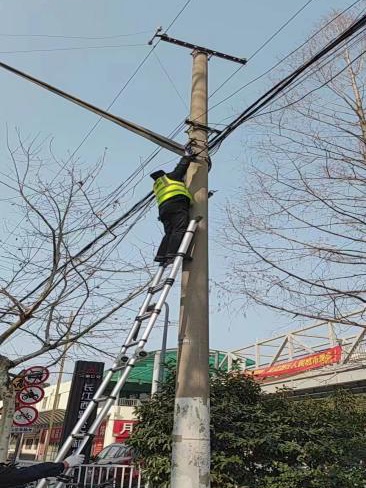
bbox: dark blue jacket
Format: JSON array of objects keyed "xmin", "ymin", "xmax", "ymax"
[{"xmin": 0, "ymin": 462, "xmax": 65, "ymax": 487}]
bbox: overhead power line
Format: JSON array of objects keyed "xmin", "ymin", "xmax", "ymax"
[
  {"xmin": 0, "ymin": 30, "xmax": 151, "ymax": 40},
  {"xmin": 165, "ymin": 0, "xmax": 193, "ymax": 31},
  {"xmin": 0, "ymin": 0, "xmax": 193, "ymax": 248},
  {"xmin": 256, "ymin": 29, "xmax": 366, "ymax": 119},
  {"xmin": 0, "ymin": 43, "xmax": 146, "ymax": 54},
  {"xmin": 209, "ymin": 0, "xmax": 316, "ymax": 100},
  {"xmin": 208, "ymin": 12, "xmax": 366, "ymax": 150},
  {"xmin": 63, "ymin": 0, "xmax": 194, "ymax": 163},
  {"xmin": 209, "ymin": 0, "xmax": 364, "ymax": 114},
  {"xmin": 0, "ymin": 59, "xmax": 185, "ymax": 155},
  {"xmin": 98, "ymin": 122, "xmax": 186, "ymax": 213},
  {"xmin": 0, "ymin": 191, "xmax": 154, "ymax": 318},
  {"xmin": 153, "ymin": 50, "xmax": 188, "ymax": 109}
]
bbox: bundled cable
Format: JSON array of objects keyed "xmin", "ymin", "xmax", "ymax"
[
  {"xmin": 0, "ymin": 60, "xmax": 185, "ymax": 156},
  {"xmin": 209, "ymin": 12, "xmax": 366, "ymax": 150}
]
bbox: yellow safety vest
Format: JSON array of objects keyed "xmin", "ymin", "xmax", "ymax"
[{"xmin": 153, "ymin": 175, "xmax": 192, "ymax": 206}]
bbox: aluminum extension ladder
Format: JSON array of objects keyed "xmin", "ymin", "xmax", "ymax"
[{"xmin": 37, "ymin": 218, "xmax": 200, "ymax": 488}]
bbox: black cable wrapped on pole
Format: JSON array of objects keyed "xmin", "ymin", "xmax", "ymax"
[{"xmin": 0, "ymin": 60, "xmax": 186, "ymax": 156}]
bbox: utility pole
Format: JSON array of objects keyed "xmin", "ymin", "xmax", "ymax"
[
  {"xmin": 150, "ymin": 31, "xmax": 246, "ymax": 488},
  {"xmin": 171, "ymin": 49, "xmax": 210, "ymax": 488}
]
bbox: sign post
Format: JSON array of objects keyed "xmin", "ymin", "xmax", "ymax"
[{"xmin": 13, "ymin": 433, "xmax": 24, "ymax": 461}]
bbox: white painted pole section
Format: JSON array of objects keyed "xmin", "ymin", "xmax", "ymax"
[
  {"xmin": 151, "ymin": 351, "xmax": 161, "ymax": 395},
  {"xmin": 171, "ymin": 397, "xmax": 210, "ymax": 487}
]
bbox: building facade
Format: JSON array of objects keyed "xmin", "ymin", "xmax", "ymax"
[{"xmin": 10, "ymin": 348, "xmax": 232, "ymax": 461}]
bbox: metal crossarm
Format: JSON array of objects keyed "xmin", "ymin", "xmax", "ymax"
[{"xmin": 37, "ymin": 218, "xmax": 199, "ymax": 488}]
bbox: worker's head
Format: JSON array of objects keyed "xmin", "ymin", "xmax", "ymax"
[{"xmin": 150, "ymin": 170, "xmax": 166, "ymax": 181}]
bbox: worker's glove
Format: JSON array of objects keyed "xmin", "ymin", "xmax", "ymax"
[
  {"xmin": 180, "ymin": 155, "xmax": 195, "ymax": 164},
  {"xmin": 184, "ymin": 144, "xmax": 195, "ymax": 157},
  {"xmin": 63, "ymin": 454, "xmax": 85, "ymax": 468}
]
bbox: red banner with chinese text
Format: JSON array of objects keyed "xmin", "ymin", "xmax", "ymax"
[
  {"xmin": 91, "ymin": 421, "xmax": 107, "ymax": 455},
  {"xmin": 252, "ymin": 345, "xmax": 342, "ymax": 380},
  {"xmin": 113, "ymin": 420, "xmax": 137, "ymax": 442}
]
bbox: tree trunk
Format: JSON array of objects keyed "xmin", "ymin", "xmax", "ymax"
[{"xmin": 0, "ymin": 357, "xmax": 16, "ymax": 462}]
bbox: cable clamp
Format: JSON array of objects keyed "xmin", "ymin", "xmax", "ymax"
[{"xmin": 185, "ymin": 119, "xmax": 222, "ymax": 135}]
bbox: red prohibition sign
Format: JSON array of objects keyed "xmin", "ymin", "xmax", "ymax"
[
  {"xmin": 23, "ymin": 366, "xmax": 50, "ymax": 386},
  {"xmin": 17, "ymin": 385, "xmax": 45, "ymax": 405},
  {"xmin": 13, "ymin": 406, "xmax": 39, "ymax": 426}
]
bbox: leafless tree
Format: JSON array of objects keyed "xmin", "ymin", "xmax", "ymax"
[
  {"xmin": 221, "ymin": 10, "xmax": 366, "ymax": 330},
  {"xmin": 0, "ymin": 131, "xmax": 152, "ymax": 460}
]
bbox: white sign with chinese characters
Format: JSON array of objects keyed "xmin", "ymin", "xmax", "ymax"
[{"xmin": 11, "ymin": 426, "xmax": 34, "ymax": 434}]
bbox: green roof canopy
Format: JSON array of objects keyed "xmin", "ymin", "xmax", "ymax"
[{"xmin": 109, "ymin": 349, "xmax": 255, "ymax": 385}]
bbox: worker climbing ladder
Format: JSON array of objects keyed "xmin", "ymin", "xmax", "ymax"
[{"xmin": 36, "ymin": 218, "xmax": 200, "ymax": 488}]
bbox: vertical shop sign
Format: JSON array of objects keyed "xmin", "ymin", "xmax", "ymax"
[
  {"xmin": 91, "ymin": 421, "xmax": 107, "ymax": 456},
  {"xmin": 59, "ymin": 361, "xmax": 104, "ymax": 459}
]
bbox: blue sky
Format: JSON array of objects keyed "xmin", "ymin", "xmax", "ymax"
[{"xmin": 0, "ymin": 0, "xmax": 355, "ymax": 371}]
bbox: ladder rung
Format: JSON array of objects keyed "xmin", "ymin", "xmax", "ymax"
[
  {"xmin": 95, "ymin": 395, "xmax": 116, "ymax": 403},
  {"xmin": 136, "ymin": 309, "xmax": 161, "ymax": 321},
  {"xmin": 148, "ymin": 277, "xmax": 175, "ymax": 294},
  {"xmin": 72, "ymin": 434, "xmax": 87, "ymax": 440},
  {"xmin": 113, "ymin": 364, "xmax": 127, "ymax": 371},
  {"xmin": 148, "ymin": 282, "xmax": 165, "ymax": 294},
  {"xmin": 72, "ymin": 432, "xmax": 95, "ymax": 441},
  {"xmin": 136, "ymin": 311, "xmax": 152, "ymax": 321},
  {"xmin": 121, "ymin": 341, "xmax": 139, "ymax": 350}
]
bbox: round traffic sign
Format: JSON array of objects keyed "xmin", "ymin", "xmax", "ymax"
[
  {"xmin": 13, "ymin": 406, "xmax": 39, "ymax": 426},
  {"xmin": 23, "ymin": 366, "xmax": 49, "ymax": 386},
  {"xmin": 17, "ymin": 385, "xmax": 45, "ymax": 405}
]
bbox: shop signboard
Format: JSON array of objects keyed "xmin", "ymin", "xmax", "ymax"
[
  {"xmin": 59, "ymin": 361, "xmax": 104, "ymax": 460},
  {"xmin": 113, "ymin": 420, "xmax": 138, "ymax": 442}
]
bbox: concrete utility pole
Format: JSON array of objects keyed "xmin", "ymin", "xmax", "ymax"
[
  {"xmin": 170, "ymin": 50, "xmax": 210, "ymax": 488},
  {"xmin": 149, "ymin": 31, "xmax": 246, "ymax": 488}
]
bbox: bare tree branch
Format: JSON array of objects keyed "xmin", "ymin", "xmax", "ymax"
[{"xmin": 222, "ymin": 10, "xmax": 366, "ymax": 327}]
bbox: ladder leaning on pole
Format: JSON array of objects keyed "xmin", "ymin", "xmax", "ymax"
[{"xmin": 37, "ymin": 217, "xmax": 200, "ymax": 488}]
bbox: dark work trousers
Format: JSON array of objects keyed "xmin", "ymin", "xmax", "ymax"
[{"xmin": 155, "ymin": 196, "xmax": 190, "ymax": 261}]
